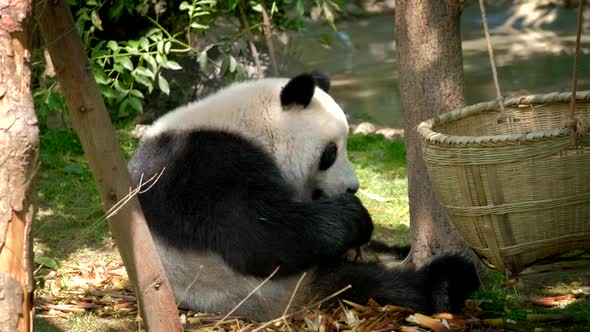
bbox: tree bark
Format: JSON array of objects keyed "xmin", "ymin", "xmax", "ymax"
[
  {"xmin": 395, "ymin": 0, "xmax": 471, "ymax": 267},
  {"xmin": 0, "ymin": 1, "xmax": 36, "ymax": 331},
  {"xmin": 36, "ymin": 1, "xmax": 182, "ymax": 330}
]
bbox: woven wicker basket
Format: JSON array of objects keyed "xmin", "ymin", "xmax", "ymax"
[{"xmin": 418, "ymin": 91, "xmax": 590, "ymax": 275}]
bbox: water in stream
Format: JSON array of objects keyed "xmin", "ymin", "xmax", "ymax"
[{"xmin": 283, "ymin": 4, "xmax": 590, "ymax": 127}]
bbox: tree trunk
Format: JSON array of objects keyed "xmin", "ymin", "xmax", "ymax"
[
  {"xmin": 36, "ymin": 1, "xmax": 182, "ymax": 330},
  {"xmin": 395, "ymin": 0, "xmax": 471, "ymax": 267},
  {"xmin": 0, "ymin": 1, "xmax": 36, "ymax": 331}
]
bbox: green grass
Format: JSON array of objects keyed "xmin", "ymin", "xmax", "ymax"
[
  {"xmin": 34, "ymin": 125, "xmax": 138, "ymax": 259},
  {"xmin": 35, "ymin": 129, "xmax": 106, "ymax": 258},
  {"xmin": 472, "ymin": 269, "xmax": 590, "ymax": 331},
  {"xmin": 348, "ymin": 133, "xmax": 410, "ymax": 244}
]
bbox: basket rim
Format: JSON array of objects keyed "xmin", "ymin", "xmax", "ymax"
[{"xmin": 418, "ymin": 91, "xmax": 590, "ymax": 146}]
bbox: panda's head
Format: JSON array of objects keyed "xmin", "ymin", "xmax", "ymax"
[
  {"xmin": 275, "ymin": 71, "xmax": 359, "ymax": 201},
  {"xmin": 146, "ymin": 71, "xmax": 359, "ymax": 201}
]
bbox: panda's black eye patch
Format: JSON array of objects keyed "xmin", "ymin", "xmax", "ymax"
[{"xmin": 319, "ymin": 142, "xmax": 338, "ymax": 171}]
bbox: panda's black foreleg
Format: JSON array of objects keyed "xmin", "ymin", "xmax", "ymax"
[
  {"xmin": 311, "ymin": 253, "xmax": 479, "ymax": 313},
  {"xmin": 214, "ymin": 192, "xmax": 374, "ymax": 277}
]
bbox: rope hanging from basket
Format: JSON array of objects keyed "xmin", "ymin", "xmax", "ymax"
[
  {"xmin": 568, "ymin": 0, "xmax": 586, "ymax": 146},
  {"xmin": 478, "ymin": 0, "xmax": 506, "ymax": 117},
  {"xmin": 478, "ymin": 0, "xmax": 586, "ymax": 145}
]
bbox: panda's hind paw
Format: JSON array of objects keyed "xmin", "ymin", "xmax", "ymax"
[{"xmin": 421, "ymin": 253, "xmax": 480, "ymax": 313}]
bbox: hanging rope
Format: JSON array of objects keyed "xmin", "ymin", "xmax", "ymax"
[
  {"xmin": 478, "ymin": 0, "xmax": 505, "ymax": 116},
  {"xmin": 568, "ymin": 0, "xmax": 585, "ymax": 146}
]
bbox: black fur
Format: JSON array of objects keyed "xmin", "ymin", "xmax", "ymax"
[
  {"xmin": 128, "ymin": 130, "xmax": 373, "ymax": 277},
  {"xmin": 313, "ymin": 253, "xmax": 479, "ymax": 313},
  {"xmin": 280, "ymin": 73, "xmax": 316, "ymax": 109}
]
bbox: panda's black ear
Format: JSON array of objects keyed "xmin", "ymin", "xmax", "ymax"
[
  {"xmin": 311, "ymin": 70, "xmax": 331, "ymax": 93},
  {"xmin": 280, "ymin": 73, "xmax": 316, "ymax": 109}
]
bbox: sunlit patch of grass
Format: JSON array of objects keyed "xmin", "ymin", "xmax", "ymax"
[
  {"xmin": 35, "ymin": 315, "xmax": 136, "ymax": 332},
  {"xmin": 347, "ymin": 133, "xmax": 409, "ymax": 244},
  {"xmin": 34, "ymin": 126, "xmax": 140, "ymax": 259},
  {"xmin": 35, "ymin": 129, "xmax": 107, "ymax": 258}
]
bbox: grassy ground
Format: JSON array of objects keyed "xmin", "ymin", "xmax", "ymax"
[{"xmin": 32, "ymin": 127, "xmax": 589, "ymax": 331}]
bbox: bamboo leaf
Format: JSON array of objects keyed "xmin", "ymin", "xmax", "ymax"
[
  {"xmin": 158, "ymin": 74, "xmax": 170, "ymax": 95},
  {"xmin": 198, "ymin": 50, "xmax": 208, "ymax": 74}
]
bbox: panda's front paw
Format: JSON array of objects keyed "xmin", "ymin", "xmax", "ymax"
[{"xmin": 337, "ymin": 193, "xmax": 374, "ymax": 247}]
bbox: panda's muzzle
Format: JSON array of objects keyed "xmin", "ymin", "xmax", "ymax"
[{"xmin": 312, "ymin": 185, "xmax": 357, "ymax": 201}]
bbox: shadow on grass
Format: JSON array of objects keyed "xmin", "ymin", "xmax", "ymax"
[
  {"xmin": 35, "ymin": 317, "xmax": 63, "ymax": 332},
  {"xmin": 373, "ymin": 222, "xmax": 410, "ymax": 246},
  {"xmin": 34, "ymin": 127, "xmax": 139, "ymax": 261}
]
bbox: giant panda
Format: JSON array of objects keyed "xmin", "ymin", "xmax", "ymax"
[{"xmin": 128, "ymin": 72, "xmax": 479, "ymax": 321}]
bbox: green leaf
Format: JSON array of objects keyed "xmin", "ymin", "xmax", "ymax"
[
  {"xmin": 118, "ymin": 99, "xmax": 129, "ymax": 114},
  {"xmin": 107, "ymin": 40, "xmax": 118, "ymax": 51},
  {"xmin": 115, "ymin": 89, "xmax": 128, "ymax": 104},
  {"xmin": 135, "ymin": 66, "xmax": 154, "ymax": 79},
  {"xmin": 295, "ymin": 0, "xmax": 304, "ymax": 17},
  {"xmin": 35, "ymin": 256, "xmax": 58, "ymax": 270},
  {"xmin": 91, "ymin": 40, "xmax": 107, "ymax": 58},
  {"xmin": 93, "ymin": 70, "xmax": 111, "ymax": 85},
  {"xmin": 99, "ymin": 85, "xmax": 117, "ymax": 99},
  {"xmin": 139, "ymin": 37, "xmax": 149, "ymax": 52},
  {"xmin": 236, "ymin": 63, "xmax": 246, "ymax": 81},
  {"xmin": 113, "ymin": 80, "xmax": 127, "ymax": 93},
  {"xmin": 128, "ymin": 96, "xmax": 143, "ymax": 113},
  {"xmin": 228, "ymin": 55, "xmax": 237, "ymax": 73},
  {"xmin": 156, "ymin": 52, "xmax": 168, "ymax": 67},
  {"xmin": 90, "ymin": 10, "xmax": 103, "ymax": 31},
  {"xmin": 130, "ymin": 89, "xmax": 144, "ymax": 99},
  {"xmin": 124, "ymin": 45, "xmax": 139, "ymax": 55},
  {"xmin": 179, "ymin": 1, "xmax": 191, "ymax": 11},
  {"xmin": 46, "ymin": 92, "xmax": 64, "ymax": 110},
  {"xmin": 164, "ymin": 41, "xmax": 171, "ymax": 53},
  {"xmin": 190, "ymin": 22, "xmax": 209, "ymax": 29},
  {"xmin": 221, "ymin": 56, "xmax": 229, "ymax": 75},
  {"xmin": 133, "ymin": 74, "xmax": 153, "ymax": 89},
  {"xmin": 196, "ymin": 0, "xmax": 217, "ymax": 5},
  {"xmin": 108, "ymin": 0, "xmax": 125, "ymax": 20},
  {"xmin": 143, "ymin": 53, "xmax": 158, "ymax": 73},
  {"xmin": 128, "ymin": 40, "xmax": 140, "ymax": 49},
  {"xmin": 158, "ymin": 74, "xmax": 170, "ymax": 95},
  {"xmin": 165, "ymin": 60, "xmax": 182, "ymax": 70},
  {"xmin": 197, "ymin": 50, "xmax": 208, "ymax": 74},
  {"xmin": 191, "ymin": 11, "xmax": 211, "ymax": 17},
  {"xmin": 116, "ymin": 56, "xmax": 134, "ymax": 71},
  {"xmin": 226, "ymin": 0, "xmax": 239, "ymax": 10}
]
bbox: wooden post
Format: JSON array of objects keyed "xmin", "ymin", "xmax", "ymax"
[
  {"xmin": 35, "ymin": 1, "xmax": 182, "ymax": 330},
  {"xmin": 0, "ymin": 1, "xmax": 36, "ymax": 331}
]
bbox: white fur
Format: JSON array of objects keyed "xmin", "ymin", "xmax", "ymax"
[
  {"xmin": 154, "ymin": 237, "xmax": 314, "ymax": 321},
  {"xmin": 146, "ymin": 78, "xmax": 358, "ymax": 200}
]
